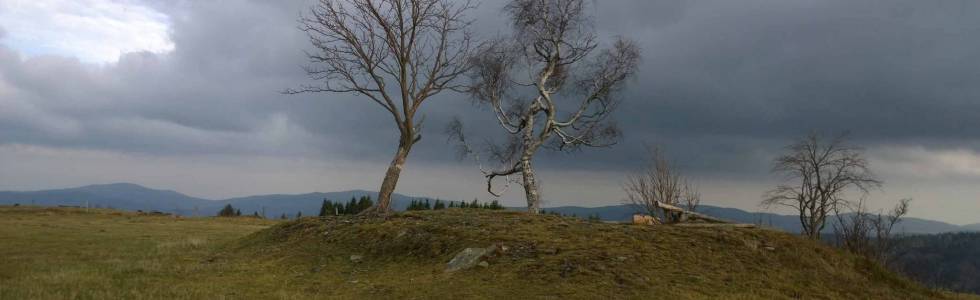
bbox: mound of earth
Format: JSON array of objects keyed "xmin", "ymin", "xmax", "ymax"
[{"xmin": 224, "ymin": 209, "xmax": 941, "ymax": 299}]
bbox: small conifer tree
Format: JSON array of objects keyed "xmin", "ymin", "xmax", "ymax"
[
  {"xmin": 217, "ymin": 204, "xmax": 236, "ymax": 217},
  {"xmin": 319, "ymin": 199, "xmax": 329, "ymax": 217}
]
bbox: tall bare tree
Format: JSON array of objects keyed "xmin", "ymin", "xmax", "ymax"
[
  {"xmin": 449, "ymin": 0, "xmax": 641, "ymax": 213},
  {"xmin": 288, "ymin": 0, "xmax": 476, "ymax": 214},
  {"xmin": 764, "ymin": 132, "xmax": 883, "ymax": 239},
  {"xmin": 623, "ymin": 147, "xmax": 701, "ymax": 223}
]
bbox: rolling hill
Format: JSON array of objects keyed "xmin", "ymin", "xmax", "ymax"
[
  {"xmin": 224, "ymin": 209, "xmax": 952, "ymax": 298},
  {"xmin": 3, "ymin": 206, "xmax": 970, "ymax": 299}
]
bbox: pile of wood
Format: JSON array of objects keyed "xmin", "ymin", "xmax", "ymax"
[{"xmin": 632, "ymin": 201, "xmax": 756, "ymax": 228}]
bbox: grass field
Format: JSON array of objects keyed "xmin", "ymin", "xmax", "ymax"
[
  {"xmin": 0, "ymin": 206, "xmax": 278, "ymax": 299},
  {"xmin": 0, "ymin": 206, "xmax": 975, "ymax": 299}
]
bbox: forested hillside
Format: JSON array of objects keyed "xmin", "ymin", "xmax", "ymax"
[{"xmin": 891, "ymin": 232, "xmax": 980, "ymax": 294}]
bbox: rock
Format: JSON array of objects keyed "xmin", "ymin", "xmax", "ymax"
[
  {"xmin": 477, "ymin": 261, "xmax": 490, "ymax": 268},
  {"xmin": 322, "ymin": 231, "xmax": 330, "ymax": 237},
  {"xmin": 446, "ymin": 247, "xmax": 495, "ymax": 272},
  {"xmin": 616, "ymin": 256, "xmax": 628, "ymax": 262},
  {"xmin": 763, "ymin": 246, "xmax": 776, "ymax": 251},
  {"xmin": 350, "ymin": 255, "xmax": 364, "ymax": 263}
]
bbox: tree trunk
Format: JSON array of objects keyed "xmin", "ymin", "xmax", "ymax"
[
  {"xmin": 376, "ymin": 143, "xmax": 411, "ymax": 214},
  {"xmin": 520, "ymin": 157, "xmax": 541, "ymax": 214}
]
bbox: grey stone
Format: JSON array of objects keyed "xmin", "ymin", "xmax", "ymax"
[
  {"xmin": 478, "ymin": 261, "xmax": 489, "ymax": 268},
  {"xmin": 446, "ymin": 247, "xmax": 495, "ymax": 272},
  {"xmin": 350, "ymin": 254, "xmax": 364, "ymax": 263}
]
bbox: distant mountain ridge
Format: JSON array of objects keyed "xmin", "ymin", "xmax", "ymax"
[
  {"xmin": 0, "ymin": 183, "xmax": 976, "ymax": 234},
  {"xmin": 0, "ymin": 183, "xmax": 420, "ymax": 219}
]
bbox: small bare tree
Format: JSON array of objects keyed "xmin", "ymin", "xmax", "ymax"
[
  {"xmin": 834, "ymin": 198, "xmax": 910, "ymax": 266},
  {"xmin": 764, "ymin": 132, "xmax": 882, "ymax": 239},
  {"xmin": 449, "ymin": 0, "xmax": 641, "ymax": 213},
  {"xmin": 623, "ymin": 147, "xmax": 701, "ymax": 223},
  {"xmin": 289, "ymin": 0, "xmax": 476, "ymax": 214}
]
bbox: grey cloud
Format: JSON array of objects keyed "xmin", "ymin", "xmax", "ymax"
[
  {"xmin": 3, "ymin": 0, "xmax": 980, "ymax": 177},
  {"xmin": 615, "ymin": 0, "xmax": 980, "ymax": 142},
  {"xmin": 2, "ymin": 0, "xmax": 980, "ymax": 223}
]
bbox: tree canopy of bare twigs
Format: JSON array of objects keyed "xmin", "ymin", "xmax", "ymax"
[
  {"xmin": 623, "ymin": 147, "xmax": 701, "ymax": 223},
  {"xmin": 834, "ymin": 198, "xmax": 911, "ymax": 266},
  {"xmin": 764, "ymin": 132, "xmax": 882, "ymax": 239},
  {"xmin": 288, "ymin": 0, "xmax": 476, "ymax": 214},
  {"xmin": 448, "ymin": 0, "xmax": 641, "ymax": 213}
]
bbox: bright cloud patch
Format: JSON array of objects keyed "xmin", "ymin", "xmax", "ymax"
[
  {"xmin": 0, "ymin": 0, "xmax": 173, "ymax": 63},
  {"xmin": 872, "ymin": 146, "xmax": 980, "ymax": 179}
]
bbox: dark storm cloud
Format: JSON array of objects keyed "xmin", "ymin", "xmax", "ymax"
[
  {"xmin": 537, "ymin": 0, "xmax": 980, "ymax": 175},
  {"xmin": 611, "ymin": 0, "xmax": 980, "ymax": 141},
  {"xmin": 2, "ymin": 0, "xmax": 980, "ymax": 175}
]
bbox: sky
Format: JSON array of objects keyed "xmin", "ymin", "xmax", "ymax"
[{"xmin": 0, "ymin": 0, "xmax": 978, "ymax": 224}]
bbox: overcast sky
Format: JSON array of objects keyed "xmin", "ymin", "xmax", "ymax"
[{"xmin": 1, "ymin": 0, "xmax": 978, "ymax": 224}]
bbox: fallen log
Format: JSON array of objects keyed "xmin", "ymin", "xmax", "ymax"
[{"xmin": 674, "ymin": 223, "xmax": 757, "ymax": 228}]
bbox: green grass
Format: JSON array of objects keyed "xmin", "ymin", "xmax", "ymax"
[
  {"xmin": 0, "ymin": 206, "xmax": 275, "ymax": 299},
  {"xmin": 0, "ymin": 206, "xmax": 975, "ymax": 299}
]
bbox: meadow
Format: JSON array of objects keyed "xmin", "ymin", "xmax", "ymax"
[{"xmin": 1, "ymin": 206, "xmax": 975, "ymax": 299}]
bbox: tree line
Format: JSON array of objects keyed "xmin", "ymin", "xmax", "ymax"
[
  {"xmin": 318, "ymin": 196, "xmax": 375, "ymax": 216},
  {"xmin": 405, "ymin": 198, "xmax": 504, "ymax": 211},
  {"xmin": 216, "ymin": 204, "xmax": 263, "ymax": 218}
]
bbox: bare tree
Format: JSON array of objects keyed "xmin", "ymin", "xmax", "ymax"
[
  {"xmin": 834, "ymin": 198, "xmax": 910, "ymax": 266},
  {"xmin": 449, "ymin": 0, "xmax": 641, "ymax": 213},
  {"xmin": 288, "ymin": 0, "xmax": 476, "ymax": 214},
  {"xmin": 763, "ymin": 132, "xmax": 883, "ymax": 239},
  {"xmin": 623, "ymin": 147, "xmax": 701, "ymax": 223},
  {"xmin": 681, "ymin": 179, "xmax": 701, "ymax": 212}
]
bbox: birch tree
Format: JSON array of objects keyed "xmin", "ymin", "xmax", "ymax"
[{"xmin": 450, "ymin": 0, "xmax": 641, "ymax": 213}]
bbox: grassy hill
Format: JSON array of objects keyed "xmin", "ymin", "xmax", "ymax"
[{"xmin": 0, "ymin": 206, "xmax": 974, "ymax": 299}]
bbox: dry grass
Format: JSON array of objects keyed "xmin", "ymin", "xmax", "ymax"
[{"xmin": 0, "ymin": 206, "xmax": 975, "ymax": 299}]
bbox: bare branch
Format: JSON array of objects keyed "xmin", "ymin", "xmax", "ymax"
[
  {"xmin": 290, "ymin": 0, "xmax": 476, "ymax": 213},
  {"xmin": 462, "ymin": 0, "xmax": 641, "ymax": 212},
  {"xmin": 765, "ymin": 132, "xmax": 883, "ymax": 239},
  {"xmin": 622, "ymin": 146, "xmax": 699, "ymax": 223}
]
